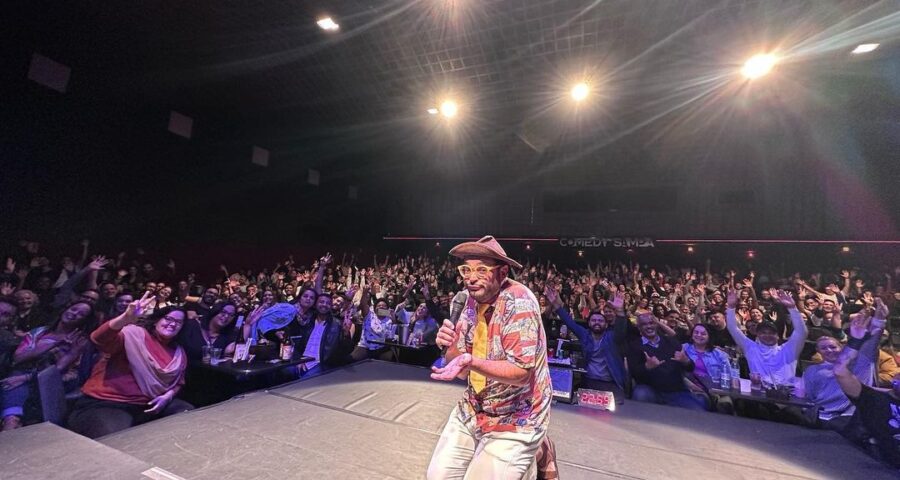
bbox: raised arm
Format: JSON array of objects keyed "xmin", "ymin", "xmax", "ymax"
[
  {"xmin": 724, "ymin": 287, "xmax": 752, "ymax": 348},
  {"xmin": 839, "ymin": 270, "xmax": 851, "ymax": 297},
  {"xmin": 834, "ymin": 310, "xmax": 876, "ymax": 400},
  {"xmin": 777, "ymin": 290, "xmax": 808, "ymax": 358},
  {"xmin": 359, "ymin": 286, "xmax": 372, "ymax": 318},
  {"xmin": 860, "ymin": 299, "xmax": 889, "ymax": 364},
  {"xmin": 545, "ymin": 285, "xmax": 588, "ymax": 343},
  {"xmin": 314, "ymin": 253, "xmax": 331, "ymax": 295},
  {"xmin": 52, "ymin": 256, "xmax": 108, "ymax": 309},
  {"xmin": 609, "ymin": 291, "xmax": 629, "ymax": 343},
  {"xmin": 742, "ymin": 275, "xmax": 759, "ymax": 309}
]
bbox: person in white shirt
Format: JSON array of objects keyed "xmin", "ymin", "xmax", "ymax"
[
  {"xmin": 725, "ymin": 287, "xmax": 807, "ymax": 385},
  {"xmin": 350, "ymin": 287, "xmax": 395, "ymax": 361}
]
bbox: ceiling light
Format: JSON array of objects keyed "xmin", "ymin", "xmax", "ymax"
[
  {"xmin": 317, "ymin": 17, "xmax": 339, "ymax": 31},
  {"xmin": 740, "ymin": 54, "xmax": 777, "ymax": 79},
  {"xmin": 427, "ymin": 108, "xmax": 439, "ymax": 115},
  {"xmin": 570, "ymin": 83, "xmax": 589, "ymax": 102},
  {"xmin": 851, "ymin": 43, "xmax": 879, "ymax": 54},
  {"xmin": 439, "ymin": 100, "xmax": 458, "ymax": 118}
]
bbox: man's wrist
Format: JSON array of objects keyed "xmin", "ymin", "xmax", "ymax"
[
  {"xmin": 460, "ymin": 353, "xmax": 474, "ymax": 369},
  {"xmin": 846, "ymin": 334, "xmax": 869, "ymax": 350}
]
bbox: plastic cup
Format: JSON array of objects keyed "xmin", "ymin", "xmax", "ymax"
[
  {"xmin": 209, "ymin": 347, "xmax": 223, "ymax": 365},
  {"xmin": 201, "ymin": 345, "xmax": 211, "ymax": 364},
  {"xmin": 750, "ymin": 372, "xmax": 762, "ymax": 391},
  {"xmin": 739, "ymin": 378, "xmax": 751, "ymax": 393}
]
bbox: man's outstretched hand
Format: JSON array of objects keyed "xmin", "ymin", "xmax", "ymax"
[{"xmin": 431, "ymin": 353, "xmax": 472, "ymax": 381}]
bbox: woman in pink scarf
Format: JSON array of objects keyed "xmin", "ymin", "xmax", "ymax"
[{"xmin": 69, "ymin": 292, "xmax": 193, "ymax": 438}]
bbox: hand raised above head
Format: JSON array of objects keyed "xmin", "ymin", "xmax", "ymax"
[
  {"xmin": 725, "ymin": 288, "xmax": 738, "ymax": 309},
  {"xmin": 776, "ymin": 290, "xmax": 796, "ymax": 309}
]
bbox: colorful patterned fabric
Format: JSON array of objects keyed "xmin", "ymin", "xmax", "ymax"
[{"xmin": 453, "ymin": 279, "xmax": 551, "ymax": 435}]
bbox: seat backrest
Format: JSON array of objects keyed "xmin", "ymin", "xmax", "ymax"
[{"xmin": 36, "ymin": 366, "xmax": 67, "ymax": 426}]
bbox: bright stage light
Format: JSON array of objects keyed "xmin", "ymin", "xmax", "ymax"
[
  {"xmin": 440, "ymin": 100, "xmax": 458, "ymax": 118},
  {"xmin": 740, "ymin": 54, "xmax": 777, "ymax": 79},
  {"xmin": 851, "ymin": 43, "xmax": 879, "ymax": 54},
  {"xmin": 427, "ymin": 108, "xmax": 439, "ymax": 115},
  {"xmin": 317, "ymin": 17, "xmax": 339, "ymax": 31},
  {"xmin": 570, "ymin": 83, "xmax": 589, "ymax": 102}
]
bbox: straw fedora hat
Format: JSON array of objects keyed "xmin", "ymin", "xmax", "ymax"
[{"xmin": 449, "ymin": 235, "xmax": 523, "ymax": 269}]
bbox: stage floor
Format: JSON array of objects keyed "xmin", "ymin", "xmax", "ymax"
[{"xmin": 5, "ymin": 360, "xmax": 897, "ymax": 479}]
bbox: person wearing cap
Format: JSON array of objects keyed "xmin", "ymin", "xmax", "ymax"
[
  {"xmin": 427, "ymin": 236, "xmax": 551, "ymax": 480},
  {"xmin": 725, "ymin": 287, "xmax": 807, "ymax": 386}
]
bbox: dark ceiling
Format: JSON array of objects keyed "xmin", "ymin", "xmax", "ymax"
[{"xmin": 1, "ymin": 0, "xmax": 899, "ymax": 250}]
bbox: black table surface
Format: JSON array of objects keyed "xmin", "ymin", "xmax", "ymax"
[
  {"xmin": 194, "ymin": 355, "xmax": 315, "ymax": 377},
  {"xmin": 368, "ymin": 339, "xmax": 430, "ymax": 350},
  {"xmin": 700, "ymin": 376, "xmax": 815, "ymax": 408}
]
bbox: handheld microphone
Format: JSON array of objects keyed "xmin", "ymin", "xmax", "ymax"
[{"xmin": 441, "ymin": 290, "xmax": 469, "ymax": 357}]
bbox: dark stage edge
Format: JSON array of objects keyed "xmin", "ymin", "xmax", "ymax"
[{"xmin": 5, "ymin": 360, "xmax": 896, "ymax": 479}]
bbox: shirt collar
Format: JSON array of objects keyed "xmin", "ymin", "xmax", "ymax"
[{"xmin": 641, "ymin": 335, "xmax": 661, "ymax": 347}]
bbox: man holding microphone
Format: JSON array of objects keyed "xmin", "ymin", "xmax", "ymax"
[{"xmin": 427, "ymin": 236, "xmax": 552, "ymax": 480}]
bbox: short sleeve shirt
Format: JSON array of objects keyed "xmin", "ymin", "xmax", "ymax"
[{"xmin": 453, "ymin": 280, "xmax": 551, "ymax": 436}]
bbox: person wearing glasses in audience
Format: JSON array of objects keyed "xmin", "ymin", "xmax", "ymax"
[
  {"xmin": 428, "ymin": 236, "xmax": 551, "ymax": 480},
  {"xmin": 68, "ymin": 292, "xmax": 192, "ymax": 438},
  {"xmin": 177, "ymin": 301, "xmax": 239, "ymax": 362}
]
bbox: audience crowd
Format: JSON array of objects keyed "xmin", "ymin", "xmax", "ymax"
[{"xmin": 1, "ymin": 239, "xmax": 898, "ymax": 467}]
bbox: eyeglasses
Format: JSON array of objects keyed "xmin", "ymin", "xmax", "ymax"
[
  {"xmin": 160, "ymin": 316, "xmax": 183, "ymax": 326},
  {"xmin": 457, "ymin": 265, "xmax": 501, "ymax": 278}
]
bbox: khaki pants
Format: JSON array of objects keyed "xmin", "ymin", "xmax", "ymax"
[{"xmin": 426, "ymin": 406, "xmax": 543, "ymax": 480}]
